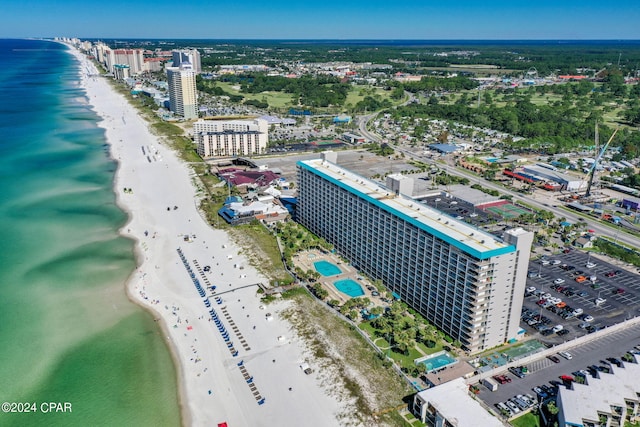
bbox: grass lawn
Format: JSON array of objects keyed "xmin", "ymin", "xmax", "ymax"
[
  {"xmin": 345, "ymin": 86, "xmax": 395, "ymax": 107},
  {"xmin": 510, "ymin": 412, "xmax": 541, "ymax": 427},
  {"xmin": 416, "ymin": 340, "xmax": 444, "ymax": 356},
  {"xmin": 216, "ymin": 82, "xmax": 296, "ymax": 108}
]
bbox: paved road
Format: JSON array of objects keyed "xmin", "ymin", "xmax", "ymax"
[{"xmin": 391, "ymin": 146, "xmax": 640, "ymax": 250}]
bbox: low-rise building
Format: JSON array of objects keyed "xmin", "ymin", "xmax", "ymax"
[
  {"xmin": 413, "ymin": 378, "xmax": 505, "ymax": 427},
  {"xmin": 558, "ymin": 355, "xmax": 640, "ymax": 427}
]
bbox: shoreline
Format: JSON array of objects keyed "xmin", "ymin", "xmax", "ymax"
[
  {"xmin": 68, "ymin": 46, "xmax": 192, "ymax": 426},
  {"xmin": 65, "ymin": 44, "xmax": 349, "ymax": 426}
]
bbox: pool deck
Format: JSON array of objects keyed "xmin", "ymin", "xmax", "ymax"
[
  {"xmin": 292, "ymin": 249, "xmax": 380, "ymax": 305},
  {"xmin": 423, "ymin": 357, "xmax": 475, "ymax": 387}
]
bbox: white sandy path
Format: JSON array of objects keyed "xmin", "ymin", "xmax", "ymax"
[{"xmin": 68, "ymin": 47, "xmax": 348, "ymax": 427}]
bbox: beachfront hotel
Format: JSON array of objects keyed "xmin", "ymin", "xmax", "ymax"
[
  {"xmin": 195, "ymin": 118, "xmax": 269, "ymax": 158},
  {"xmin": 166, "ymin": 66, "xmax": 198, "ymax": 120},
  {"xmin": 296, "ymin": 152, "xmax": 534, "ymax": 354}
]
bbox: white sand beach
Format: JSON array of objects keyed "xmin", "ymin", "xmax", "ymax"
[{"xmin": 69, "ymin": 47, "xmax": 348, "ymax": 426}]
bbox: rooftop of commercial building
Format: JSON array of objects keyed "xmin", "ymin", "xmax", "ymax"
[
  {"xmin": 522, "ymin": 165, "xmax": 583, "ymax": 184},
  {"xmin": 298, "ymin": 158, "xmax": 515, "ymax": 260}
]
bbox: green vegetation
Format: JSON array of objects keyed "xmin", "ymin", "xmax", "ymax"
[
  {"xmin": 274, "ymin": 221, "xmax": 334, "ymax": 270},
  {"xmin": 230, "ymin": 221, "xmax": 291, "ymax": 285},
  {"xmin": 511, "ymin": 412, "xmax": 541, "ymax": 427},
  {"xmin": 362, "ymin": 301, "xmax": 456, "ymax": 375},
  {"xmin": 594, "ymin": 237, "xmax": 640, "ymax": 267},
  {"xmin": 367, "ymin": 142, "xmax": 396, "ymax": 157},
  {"xmin": 280, "ymin": 290, "xmax": 413, "ymax": 426},
  {"xmin": 393, "ymin": 75, "xmax": 640, "ymax": 157}
]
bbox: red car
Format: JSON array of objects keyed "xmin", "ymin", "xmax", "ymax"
[{"xmin": 493, "ymin": 375, "xmax": 511, "ymax": 384}]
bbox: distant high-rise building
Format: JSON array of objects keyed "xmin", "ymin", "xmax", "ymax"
[
  {"xmin": 104, "ymin": 48, "xmax": 144, "ymax": 75},
  {"xmin": 166, "ymin": 66, "xmax": 198, "ymax": 120},
  {"xmin": 297, "ymin": 153, "xmax": 534, "ymax": 354},
  {"xmin": 194, "ymin": 118, "xmax": 268, "ymax": 158},
  {"xmin": 172, "ymin": 49, "xmax": 201, "ymax": 73}
]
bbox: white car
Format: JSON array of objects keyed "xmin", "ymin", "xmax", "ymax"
[
  {"xmin": 586, "ymin": 262, "xmax": 597, "ymax": 268},
  {"xmin": 552, "ymin": 324, "xmax": 564, "ymax": 333},
  {"xmin": 554, "ymin": 278, "xmax": 565, "ymax": 285},
  {"xmin": 526, "ymin": 286, "xmax": 536, "ymax": 293},
  {"xmin": 543, "ymin": 293, "xmax": 552, "ymax": 300},
  {"xmin": 541, "ymin": 260, "xmax": 550, "ymax": 266},
  {"xmin": 583, "ymin": 315, "xmax": 594, "ymax": 322},
  {"xmin": 572, "ymin": 308, "xmax": 584, "ymax": 316},
  {"xmin": 552, "ymin": 260, "xmax": 562, "ymax": 265},
  {"xmin": 595, "ymin": 297, "xmax": 607, "ymax": 306}
]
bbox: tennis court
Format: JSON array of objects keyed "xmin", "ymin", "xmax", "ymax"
[{"xmin": 485, "ymin": 202, "xmax": 530, "ymax": 219}]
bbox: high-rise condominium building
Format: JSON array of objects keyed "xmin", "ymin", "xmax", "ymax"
[
  {"xmin": 166, "ymin": 66, "xmax": 198, "ymax": 120},
  {"xmin": 172, "ymin": 49, "xmax": 201, "ymax": 73},
  {"xmin": 194, "ymin": 118, "xmax": 269, "ymax": 158},
  {"xmin": 296, "ymin": 153, "xmax": 533, "ymax": 354},
  {"xmin": 104, "ymin": 48, "xmax": 145, "ymax": 75}
]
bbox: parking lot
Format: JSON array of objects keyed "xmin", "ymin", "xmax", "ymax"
[
  {"xmin": 476, "ymin": 322, "xmax": 640, "ymax": 417},
  {"xmin": 521, "ymin": 249, "xmax": 640, "ymax": 344}
]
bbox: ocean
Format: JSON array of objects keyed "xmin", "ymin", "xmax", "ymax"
[{"xmin": 0, "ymin": 39, "xmax": 180, "ymax": 426}]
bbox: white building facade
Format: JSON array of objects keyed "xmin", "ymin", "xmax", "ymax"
[
  {"xmin": 195, "ymin": 118, "xmax": 268, "ymax": 158},
  {"xmin": 297, "ymin": 153, "xmax": 533, "ymax": 354}
]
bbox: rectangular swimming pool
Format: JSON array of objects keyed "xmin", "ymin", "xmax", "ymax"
[{"xmin": 416, "ymin": 351, "xmax": 457, "ymax": 372}]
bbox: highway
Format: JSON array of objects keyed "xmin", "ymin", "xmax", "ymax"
[
  {"xmin": 355, "ymin": 106, "xmax": 640, "ymax": 249},
  {"xmin": 397, "ymin": 145, "xmax": 640, "ymax": 249}
]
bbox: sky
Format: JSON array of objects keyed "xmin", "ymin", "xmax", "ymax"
[{"xmin": 2, "ymin": 0, "xmax": 639, "ymax": 40}]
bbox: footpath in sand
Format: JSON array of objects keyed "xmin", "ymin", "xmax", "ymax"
[{"xmin": 71, "ymin": 48, "xmax": 350, "ymax": 427}]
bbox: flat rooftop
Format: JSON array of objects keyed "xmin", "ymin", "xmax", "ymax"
[
  {"xmin": 416, "ymin": 378, "xmax": 504, "ymax": 427},
  {"xmin": 298, "ymin": 158, "xmax": 515, "ymax": 260},
  {"xmin": 559, "ymin": 355, "xmax": 640, "ymax": 425}
]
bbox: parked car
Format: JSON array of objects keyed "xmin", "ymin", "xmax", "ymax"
[
  {"xmin": 554, "ymin": 278, "xmax": 566, "ymax": 285},
  {"xmin": 552, "ymin": 324, "xmax": 564, "ymax": 333},
  {"xmin": 547, "ymin": 355, "xmax": 561, "ymax": 363}
]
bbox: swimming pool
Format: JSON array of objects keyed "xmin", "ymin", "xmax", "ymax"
[
  {"xmin": 314, "ymin": 260, "xmax": 342, "ymax": 277},
  {"xmin": 485, "ymin": 157, "xmax": 499, "ymax": 163},
  {"xmin": 416, "ymin": 351, "xmax": 458, "ymax": 372},
  {"xmin": 333, "ymin": 279, "xmax": 364, "ymax": 297}
]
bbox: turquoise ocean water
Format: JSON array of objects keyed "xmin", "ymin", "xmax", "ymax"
[{"xmin": 0, "ymin": 39, "xmax": 180, "ymax": 426}]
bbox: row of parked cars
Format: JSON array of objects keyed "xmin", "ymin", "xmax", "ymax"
[
  {"xmin": 533, "ymin": 346, "xmax": 640, "ymax": 402},
  {"xmin": 495, "ymin": 393, "xmax": 537, "ymax": 417}
]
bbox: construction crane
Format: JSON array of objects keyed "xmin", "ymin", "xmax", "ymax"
[{"xmin": 585, "ymin": 126, "xmax": 618, "ymax": 198}]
